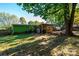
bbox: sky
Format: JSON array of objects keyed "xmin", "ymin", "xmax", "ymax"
[{"xmin": 0, "ymin": 3, "xmax": 46, "ymax": 23}]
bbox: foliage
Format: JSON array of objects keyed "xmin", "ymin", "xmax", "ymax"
[
  {"xmin": 19, "ymin": 17, "xmax": 26, "ymax": 24},
  {"xmin": 12, "ymin": 24, "xmax": 36, "ymax": 34},
  {"xmin": 74, "ymin": 8, "xmax": 79, "ymax": 25},
  {"xmin": 17, "ymin": 3, "xmax": 77, "ymax": 35},
  {"xmin": 0, "ymin": 12, "xmax": 19, "ymax": 29},
  {"xmin": 17, "ymin": 3, "xmax": 65, "ymax": 27},
  {"xmin": 12, "ymin": 24, "xmax": 28, "ymax": 34},
  {"xmin": 28, "ymin": 20, "xmax": 43, "ymax": 25}
]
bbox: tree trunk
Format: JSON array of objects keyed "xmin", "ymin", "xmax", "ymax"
[
  {"xmin": 69, "ymin": 3, "xmax": 77, "ymax": 35},
  {"xmin": 64, "ymin": 3, "xmax": 71, "ymax": 35},
  {"xmin": 64, "ymin": 3, "xmax": 77, "ymax": 36}
]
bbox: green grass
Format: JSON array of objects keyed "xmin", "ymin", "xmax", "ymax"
[{"xmin": 0, "ymin": 34, "xmax": 35, "ymax": 52}]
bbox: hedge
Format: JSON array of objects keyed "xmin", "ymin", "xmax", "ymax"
[{"xmin": 11, "ymin": 24, "xmax": 36, "ymax": 34}]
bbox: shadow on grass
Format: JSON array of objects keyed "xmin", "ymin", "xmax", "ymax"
[
  {"xmin": 15, "ymin": 34, "xmax": 33, "ymax": 39},
  {"xmin": 0, "ymin": 35, "xmax": 67, "ymax": 56},
  {"xmin": 0, "ymin": 34, "xmax": 33, "ymax": 44}
]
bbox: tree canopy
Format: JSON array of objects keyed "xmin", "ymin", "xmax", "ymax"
[
  {"xmin": 17, "ymin": 3, "xmax": 65, "ymax": 27},
  {"xmin": 74, "ymin": 8, "xmax": 79, "ymax": 25},
  {"xmin": 17, "ymin": 3, "xmax": 77, "ymax": 36},
  {"xmin": 28, "ymin": 20, "xmax": 43, "ymax": 25},
  {"xmin": 0, "ymin": 12, "xmax": 19, "ymax": 29},
  {"xmin": 19, "ymin": 17, "xmax": 26, "ymax": 24}
]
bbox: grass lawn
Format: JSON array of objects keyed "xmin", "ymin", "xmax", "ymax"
[
  {"xmin": 0, "ymin": 33, "xmax": 79, "ymax": 56},
  {"xmin": 0, "ymin": 34, "xmax": 35, "ymax": 51}
]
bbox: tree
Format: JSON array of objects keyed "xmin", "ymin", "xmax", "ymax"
[
  {"xmin": 28, "ymin": 20, "xmax": 42, "ymax": 25},
  {"xmin": 74, "ymin": 8, "xmax": 79, "ymax": 25},
  {"xmin": 17, "ymin": 3, "xmax": 77, "ymax": 36},
  {"xmin": 64, "ymin": 3, "xmax": 77, "ymax": 35},
  {"xmin": 19, "ymin": 17, "xmax": 26, "ymax": 24},
  {"xmin": 0, "ymin": 12, "xmax": 19, "ymax": 29},
  {"xmin": 28, "ymin": 21, "xmax": 34, "ymax": 25}
]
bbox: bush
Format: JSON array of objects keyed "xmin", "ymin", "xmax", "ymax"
[{"xmin": 11, "ymin": 24, "xmax": 36, "ymax": 34}]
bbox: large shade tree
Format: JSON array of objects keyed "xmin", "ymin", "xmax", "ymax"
[
  {"xmin": 64, "ymin": 3, "xmax": 77, "ymax": 35},
  {"xmin": 17, "ymin": 3, "xmax": 77, "ymax": 36}
]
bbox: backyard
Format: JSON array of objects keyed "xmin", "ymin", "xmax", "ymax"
[
  {"xmin": 0, "ymin": 33, "xmax": 79, "ymax": 56},
  {"xmin": 0, "ymin": 3, "xmax": 79, "ymax": 56}
]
